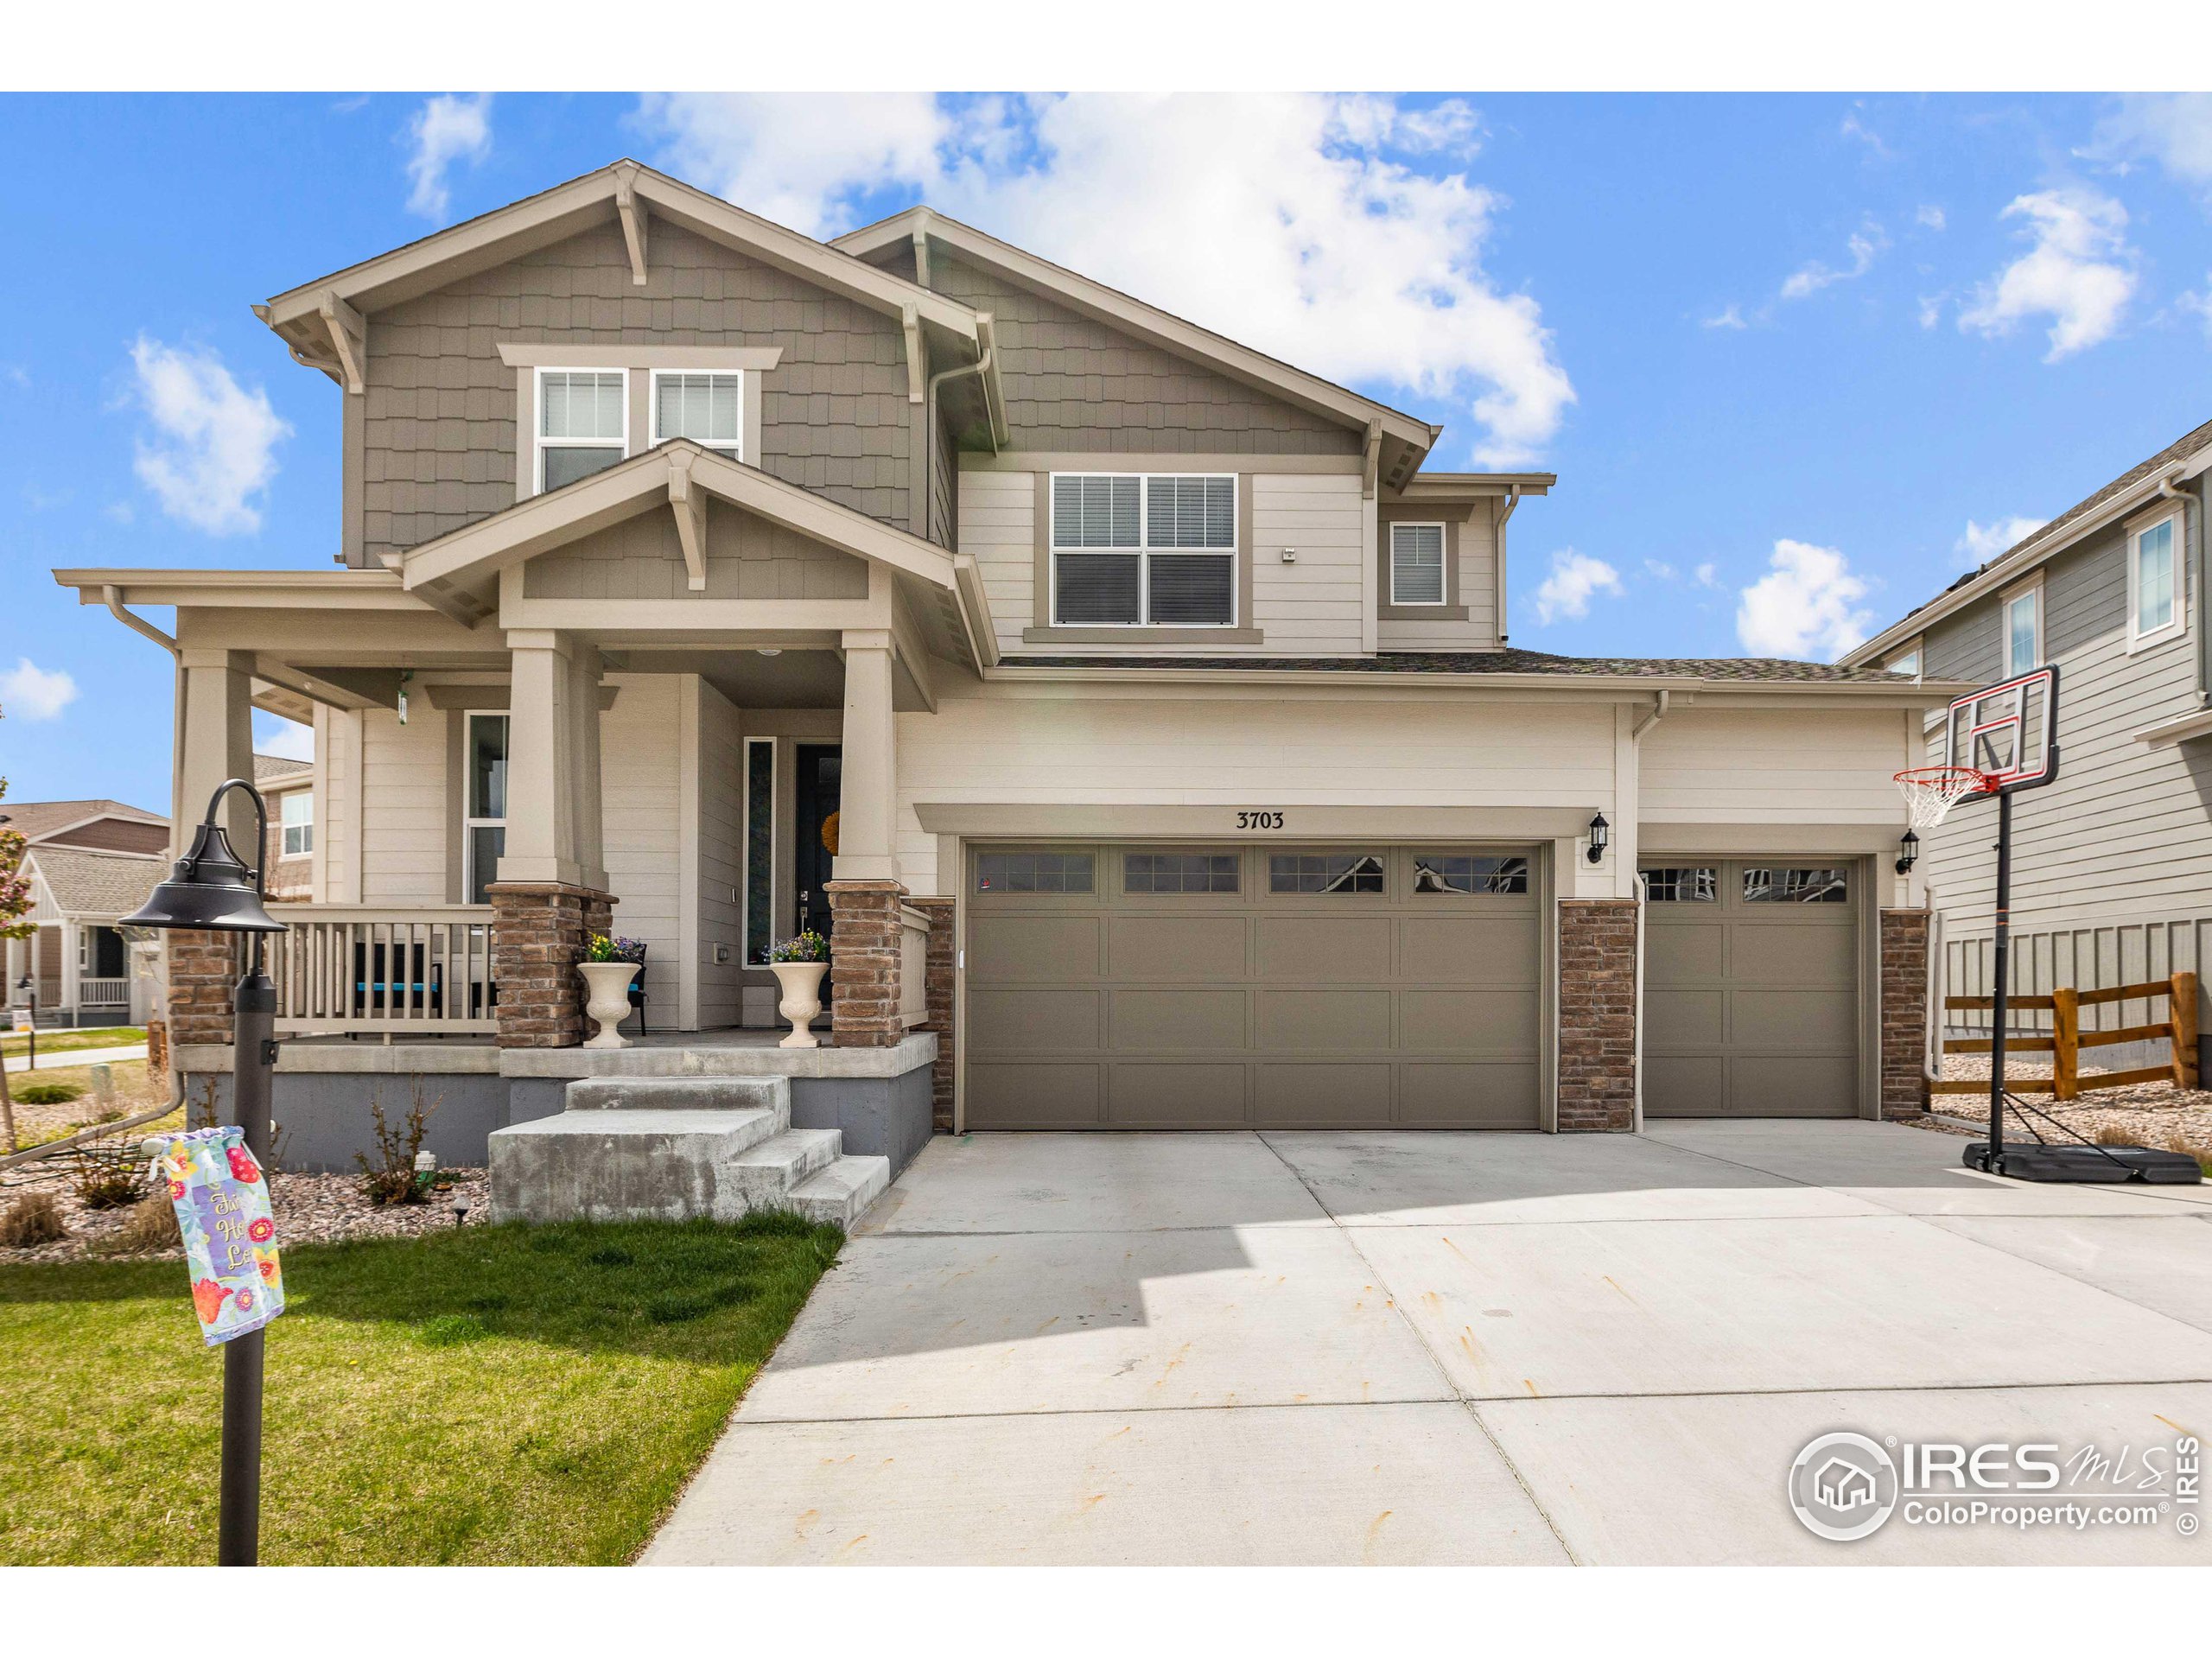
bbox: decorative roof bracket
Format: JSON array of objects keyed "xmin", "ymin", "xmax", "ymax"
[
  {"xmin": 668, "ymin": 449, "xmax": 709, "ymax": 591},
  {"xmin": 613, "ymin": 162, "xmax": 650, "ymax": 286},
  {"xmin": 318, "ymin": 290, "xmax": 367, "ymax": 394}
]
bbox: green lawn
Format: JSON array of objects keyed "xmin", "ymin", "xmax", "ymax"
[
  {"xmin": 2, "ymin": 1027, "xmax": 144, "ymax": 1058},
  {"xmin": 0, "ymin": 1213, "xmax": 843, "ymax": 1564}
]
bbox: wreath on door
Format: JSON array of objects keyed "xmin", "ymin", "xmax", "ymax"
[{"xmin": 820, "ymin": 810, "xmax": 840, "ymax": 856}]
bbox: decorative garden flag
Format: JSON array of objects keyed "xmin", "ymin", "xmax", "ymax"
[{"xmin": 152, "ymin": 1127, "xmax": 284, "ymax": 1345}]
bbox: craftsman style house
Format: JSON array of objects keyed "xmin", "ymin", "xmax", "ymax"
[
  {"xmin": 1842, "ymin": 417, "xmax": 2212, "ymax": 1071},
  {"xmin": 59, "ymin": 161, "xmax": 1949, "ymax": 1171},
  {"xmin": 3, "ymin": 798, "xmax": 168, "ymax": 1027}
]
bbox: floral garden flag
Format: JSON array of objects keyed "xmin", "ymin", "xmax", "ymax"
[{"xmin": 152, "ymin": 1127, "xmax": 284, "ymax": 1345}]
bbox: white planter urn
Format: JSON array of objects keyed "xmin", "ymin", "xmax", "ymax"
[
  {"xmin": 770, "ymin": 960, "xmax": 830, "ymax": 1048},
  {"xmin": 577, "ymin": 961, "xmax": 640, "ymax": 1049}
]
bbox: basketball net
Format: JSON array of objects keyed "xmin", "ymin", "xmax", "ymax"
[{"xmin": 1894, "ymin": 766, "xmax": 1993, "ymax": 830}]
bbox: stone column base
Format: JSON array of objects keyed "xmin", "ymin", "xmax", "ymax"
[
  {"xmin": 487, "ymin": 881, "xmax": 614, "ymax": 1049},
  {"xmin": 825, "ymin": 880, "xmax": 906, "ymax": 1047},
  {"xmin": 166, "ymin": 931, "xmax": 244, "ymax": 1047},
  {"xmin": 906, "ymin": 895, "xmax": 957, "ymax": 1130},
  {"xmin": 1880, "ymin": 907, "xmax": 1933, "ymax": 1119},
  {"xmin": 1559, "ymin": 898, "xmax": 1637, "ymax": 1132}
]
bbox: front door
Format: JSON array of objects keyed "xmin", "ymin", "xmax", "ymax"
[{"xmin": 794, "ymin": 745, "xmax": 842, "ymax": 942}]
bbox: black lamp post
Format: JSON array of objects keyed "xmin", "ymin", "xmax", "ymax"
[
  {"xmin": 1586, "ymin": 812, "xmax": 1610, "ymax": 865},
  {"xmin": 120, "ymin": 777, "xmax": 285, "ymax": 1567}
]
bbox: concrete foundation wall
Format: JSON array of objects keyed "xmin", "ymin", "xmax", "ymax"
[{"xmin": 790, "ymin": 1064, "xmax": 933, "ymax": 1176}]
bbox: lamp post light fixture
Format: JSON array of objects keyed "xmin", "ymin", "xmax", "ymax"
[
  {"xmin": 1586, "ymin": 812, "xmax": 1611, "ymax": 865},
  {"xmin": 119, "ymin": 776, "xmax": 286, "ymax": 1567},
  {"xmin": 1896, "ymin": 829, "xmax": 1921, "ymax": 877}
]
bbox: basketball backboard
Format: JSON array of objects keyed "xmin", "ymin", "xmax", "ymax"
[{"xmin": 1946, "ymin": 664, "xmax": 2058, "ymax": 793}]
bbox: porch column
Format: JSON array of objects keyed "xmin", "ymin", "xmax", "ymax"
[
  {"xmin": 825, "ymin": 630, "xmax": 906, "ymax": 1045},
  {"xmin": 167, "ymin": 649, "xmax": 257, "ymax": 1048},
  {"xmin": 488, "ymin": 629, "xmax": 614, "ymax": 1047}
]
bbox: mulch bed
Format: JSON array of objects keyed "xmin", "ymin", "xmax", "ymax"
[{"xmin": 1906, "ymin": 1052, "xmax": 2212, "ymax": 1153}]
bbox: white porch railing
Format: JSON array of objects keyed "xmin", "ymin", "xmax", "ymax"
[
  {"xmin": 899, "ymin": 905, "xmax": 931, "ymax": 1030},
  {"xmin": 269, "ymin": 906, "xmax": 498, "ymax": 1036},
  {"xmin": 78, "ymin": 978, "xmax": 131, "ymax": 1009}
]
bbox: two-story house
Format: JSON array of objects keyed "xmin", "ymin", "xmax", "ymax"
[
  {"xmin": 1843, "ymin": 416, "xmax": 2212, "ymax": 1073},
  {"xmin": 57, "ymin": 161, "xmax": 1948, "ymax": 1181},
  {"xmin": 3, "ymin": 798, "xmax": 168, "ymax": 1027}
]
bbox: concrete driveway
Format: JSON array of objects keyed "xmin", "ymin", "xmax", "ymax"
[{"xmin": 645, "ymin": 1121, "xmax": 2212, "ymax": 1566}]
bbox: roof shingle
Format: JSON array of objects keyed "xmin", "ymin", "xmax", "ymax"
[
  {"xmin": 27, "ymin": 846, "xmax": 165, "ymax": 918},
  {"xmin": 1000, "ymin": 648, "xmax": 1914, "ymax": 683}
]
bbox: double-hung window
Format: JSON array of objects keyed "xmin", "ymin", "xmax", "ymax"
[
  {"xmin": 1051, "ymin": 473, "xmax": 1236, "ymax": 626},
  {"xmin": 1389, "ymin": 523, "xmax": 1447, "ymax": 606},
  {"xmin": 463, "ymin": 713, "xmax": 509, "ymax": 906},
  {"xmin": 537, "ymin": 369, "xmax": 626, "ymax": 491},
  {"xmin": 2003, "ymin": 581, "xmax": 2042, "ymax": 677},
  {"xmin": 2129, "ymin": 512, "xmax": 2182, "ymax": 650},
  {"xmin": 652, "ymin": 371, "xmax": 743, "ymax": 461},
  {"xmin": 280, "ymin": 791, "xmax": 313, "ymax": 858}
]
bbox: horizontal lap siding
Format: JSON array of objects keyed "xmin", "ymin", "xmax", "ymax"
[
  {"xmin": 359, "ymin": 708, "xmax": 448, "ymax": 905},
  {"xmin": 1640, "ymin": 708, "xmax": 1909, "ymax": 823},
  {"xmin": 696, "ymin": 681, "xmax": 745, "ymax": 1029},
  {"xmin": 601, "ymin": 676, "xmax": 683, "ymax": 988},
  {"xmin": 1250, "ymin": 474, "xmax": 1363, "ymax": 654},
  {"xmin": 1380, "ymin": 501, "xmax": 1502, "ymax": 652},
  {"xmin": 363, "ymin": 220, "xmax": 910, "ymax": 562}
]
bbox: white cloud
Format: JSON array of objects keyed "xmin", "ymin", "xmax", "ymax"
[
  {"xmin": 1958, "ymin": 188, "xmax": 2137, "ymax": 360},
  {"xmin": 1781, "ymin": 221, "xmax": 1885, "ymax": 301},
  {"xmin": 1917, "ymin": 293, "xmax": 1945, "ymax": 329},
  {"xmin": 2087, "ymin": 94, "xmax": 2212, "ymax": 195},
  {"xmin": 128, "ymin": 337, "xmax": 290, "ymax": 535},
  {"xmin": 1955, "ymin": 515, "xmax": 2048, "ymax": 568},
  {"xmin": 1916, "ymin": 204, "xmax": 1947, "ymax": 231},
  {"xmin": 2179, "ymin": 276, "xmax": 2212, "ymax": 338},
  {"xmin": 1643, "ymin": 559, "xmax": 1677, "ymax": 580},
  {"xmin": 1735, "ymin": 540, "xmax": 1873, "ymax": 660},
  {"xmin": 405, "ymin": 92, "xmax": 493, "ymax": 220},
  {"xmin": 1840, "ymin": 111, "xmax": 1891, "ymax": 159},
  {"xmin": 253, "ymin": 714, "xmax": 315, "ymax": 761},
  {"xmin": 1, "ymin": 658, "xmax": 79, "ymax": 721},
  {"xmin": 1694, "ymin": 562, "xmax": 1720, "ymax": 589},
  {"xmin": 1531, "ymin": 550, "xmax": 1624, "ymax": 625},
  {"xmin": 638, "ymin": 92, "xmax": 1575, "ymax": 467},
  {"xmin": 1701, "ymin": 303, "xmax": 1749, "ymax": 330}
]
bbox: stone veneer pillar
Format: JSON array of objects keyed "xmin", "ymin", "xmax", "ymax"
[
  {"xmin": 164, "ymin": 931, "xmax": 243, "ymax": 1047},
  {"xmin": 1879, "ymin": 907, "xmax": 1932, "ymax": 1119},
  {"xmin": 823, "ymin": 880, "xmax": 906, "ymax": 1046},
  {"xmin": 906, "ymin": 895, "xmax": 957, "ymax": 1130},
  {"xmin": 1558, "ymin": 898, "xmax": 1638, "ymax": 1132},
  {"xmin": 487, "ymin": 881, "xmax": 613, "ymax": 1048}
]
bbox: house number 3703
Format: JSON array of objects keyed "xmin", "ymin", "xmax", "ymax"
[{"xmin": 1236, "ymin": 811, "xmax": 1286, "ymax": 830}]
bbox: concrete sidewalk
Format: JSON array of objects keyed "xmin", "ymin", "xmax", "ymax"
[
  {"xmin": 5, "ymin": 1044, "xmax": 149, "ymax": 1073},
  {"xmin": 645, "ymin": 1121, "xmax": 2212, "ymax": 1566}
]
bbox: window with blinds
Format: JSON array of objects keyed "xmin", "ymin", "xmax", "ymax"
[
  {"xmin": 1389, "ymin": 522, "xmax": 1447, "ymax": 606},
  {"xmin": 653, "ymin": 371, "xmax": 743, "ymax": 460},
  {"xmin": 537, "ymin": 370, "xmax": 626, "ymax": 491},
  {"xmin": 1051, "ymin": 473, "xmax": 1236, "ymax": 626}
]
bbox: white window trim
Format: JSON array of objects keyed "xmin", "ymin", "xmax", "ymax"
[
  {"xmin": 648, "ymin": 368, "xmax": 747, "ymax": 463},
  {"xmin": 2000, "ymin": 574, "xmax": 2044, "ymax": 678},
  {"xmin": 1047, "ymin": 471, "xmax": 1240, "ymax": 629},
  {"xmin": 1388, "ymin": 521, "xmax": 1450, "ymax": 607},
  {"xmin": 280, "ymin": 791, "xmax": 314, "ymax": 858},
  {"xmin": 462, "ymin": 711, "xmax": 509, "ymax": 905},
  {"xmin": 2126, "ymin": 506, "xmax": 2185, "ymax": 653},
  {"xmin": 534, "ymin": 366, "xmax": 630, "ymax": 495},
  {"xmin": 1884, "ymin": 636, "xmax": 1923, "ymax": 683}
]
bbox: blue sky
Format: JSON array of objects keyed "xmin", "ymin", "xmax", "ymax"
[{"xmin": 3, "ymin": 90, "xmax": 2209, "ymax": 815}]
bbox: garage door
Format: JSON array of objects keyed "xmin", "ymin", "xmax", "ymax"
[
  {"xmin": 966, "ymin": 844, "xmax": 1541, "ymax": 1129},
  {"xmin": 1642, "ymin": 861, "xmax": 1860, "ymax": 1117}
]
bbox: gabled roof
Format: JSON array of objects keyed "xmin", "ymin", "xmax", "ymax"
[
  {"xmin": 401, "ymin": 438, "xmax": 959, "ymax": 604},
  {"xmin": 833, "ymin": 207, "xmax": 1439, "ymax": 486},
  {"xmin": 1000, "ymin": 647, "xmax": 1929, "ymax": 686},
  {"xmin": 257, "ymin": 160, "xmax": 982, "ymax": 386},
  {"xmin": 1847, "ymin": 414, "xmax": 2212, "ymax": 664},
  {"xmin": 3, "ymin": 799, "xmax": 167, "ymax": 843},
  {"xmin": 253, "ymin": 754, "xmax": 314, "ymax": 786},
  {"xmin": 25, "ymin": 845, "xmax": 164, "ymax": 918}
]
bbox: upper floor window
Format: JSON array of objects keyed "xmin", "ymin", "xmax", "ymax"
[
  {"xmin": 2130, "ymin": 512, "xmax": 2181, "ymax": 649},
  {"xmin": 2003, "ymin": 581, "xmax": 2041, "ymax": 677},
  {"xmin": 1885, "ymin": 643, "xmax": 1922, "ymax": 681},
  {"xmin": 1051, "ymin": 473, "xmax": 1236, "ymax": 627},
  {"xmin": 537, "ymin": 370, "xmax": 626, "ymax": 492},
  {"xmin": 1389, "ymin": 523, "xmax": 1447, "ymax": 606},
  {"xmin": 280, "ymin": 791, "xmax": 313, "ymax": 858},
  {"xmin": 652, "ymin": 371, "xmax": 743, "ymax": 461}
]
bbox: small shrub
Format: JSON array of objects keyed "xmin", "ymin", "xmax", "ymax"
[
  {"xmin": 90, "ymin": 1195, "xmax": 181, "ymax": 1256},
  {"xmin": 2093, "ymin": 1122, "xmax": 2137, "ymax": 1147},
  {"xmin": 16, "ymin": 1082, "xmax": 81, "ymax": 1106},
  {"xmin": 2164, "ymin": 1131, "xmax": 2212, "ymax": 1175},
  {"xmin": 356, "ymin": 1077, "xmax": 441, "ymax": 1206},
  {"xmin": 0, "ymin": 1192, "xmax": 66, "ymax": 1248}
]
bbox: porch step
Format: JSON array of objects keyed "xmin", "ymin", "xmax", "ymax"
[
  {"xmin": 487, "ymin": 1108, "xmax": 785, "ymax": 1224},
  {"xmin": 726, "ymin": 1128, "xmax": 845, "ymax": 1207},
  {"xmin": 564, "ymin": 1075, "xmax": 790, "ymax": 1116},
  {"xmin": 789, "ymin": 1154, "xmax": 892, "ymax": 1229}
]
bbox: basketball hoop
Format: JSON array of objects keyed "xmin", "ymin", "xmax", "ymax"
[{"xmin": 1894, "ymin": 765, "xmax": 1993, "ymax": 830}]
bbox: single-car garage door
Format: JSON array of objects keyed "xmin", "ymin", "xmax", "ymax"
[
  {"xmin": 1642, "ymin": 860, "xmax": 1861, "ymax": 1117},
  {"xmin": 966, "ymin": 844, "xmax": 1542, "ymax": 1129}
]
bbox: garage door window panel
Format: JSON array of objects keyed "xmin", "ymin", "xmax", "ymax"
[
  {"xmin": 1125, "ymin": 852, "xmax": 1241, "ymax": 894},
  {"xmin": 1642, "ymin": 867, "xmax": 1717, "ymax": 903},
  {"xmin": 1413, "ymin": 854, "xmax": 1529, "ymax": 895},
  {"xmin": 1742, "ymin": 867, "xmax": 1847, "ymax": 904},
  {"xmin": 1270, "ymin": 853, "xmax": 1385, "ymax": 894},
  {"xmin": 976, "ymin": 849, "xmax": 1095, "ymax": 894}
]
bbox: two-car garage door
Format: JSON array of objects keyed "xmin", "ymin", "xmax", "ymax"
[{"xmin": 965, "ymin": 844, "xmax": 1542, "ymax": 1130}]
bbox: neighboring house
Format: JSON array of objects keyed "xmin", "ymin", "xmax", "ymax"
[
  {"xmin": 1843, "ymin": 417, "xmax": 2212, "ymax": 1071},
  {"xmin": 54, "ymin": 160, "xmax": 1948, "ymax": 1173},
  {"xmin": 256, "ymin": 753, "xmax": 316, "ymax": 902},
  {"xmin": 1, "ymin": 799, "xmax": 168, "ymax": 1027}
]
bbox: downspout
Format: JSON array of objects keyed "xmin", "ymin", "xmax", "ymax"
[
  {"xmin": 2157, "ymin": 474, "xmax": 2207, "ymax": 707},
  {"xmin": 1496, "ymin": 484, "xmax": 1522, "ymax": 644},
  {"xmin": 920, "ymin": 323, "xmax": 996, "ymax": 556},
  {"xmin": 1626, "ymin": 687, "xmax": 1666, "ymax": 1128}
]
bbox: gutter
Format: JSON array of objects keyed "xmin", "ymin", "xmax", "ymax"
[
  {"xmin": 919, "ymin": 316, "xmax": 998, "ymax": 541},
  {"xmin": 1631, "ymin": 687, "xmax": 1670, "ymax": 741}
]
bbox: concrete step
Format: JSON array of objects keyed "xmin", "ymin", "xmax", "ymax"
[
  {"xmin": 726, "ymin": 1128, "xmax": 844, "ymax": 1208},
  {"xmin": 488, "ymin": 1108, "xmax": 785, "ymax": 1224},
  {"xmin": 788, "ymin": 1154, "xmax": 892, "ymax": 1230},
  {"xmin": 565, "ymin": 1075, "xmax": 791, "ymax": 1120}
]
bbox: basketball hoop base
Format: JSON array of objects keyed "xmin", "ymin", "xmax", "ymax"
[{"xmin": 1965, "ymin": 1141, "xmax": 2203, "ymax": 1185}]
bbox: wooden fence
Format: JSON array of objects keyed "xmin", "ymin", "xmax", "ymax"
[{"xmin": 1935, "ymin": 970, "xmax": 2200, "ymax": 1099}]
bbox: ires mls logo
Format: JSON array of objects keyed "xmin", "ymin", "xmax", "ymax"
[{"xmin": 1789, "ymin": 1433, "xmax": 1900, "ymax": 1541}]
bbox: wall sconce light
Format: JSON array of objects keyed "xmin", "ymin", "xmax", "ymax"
[
  {"xmin": 1586, "ymin": 812, "xmax": 1610, "ymax": 864},
  {"xmin": 1895, "ymin": 829, "xmax": 1920, "ymax": 876}
]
